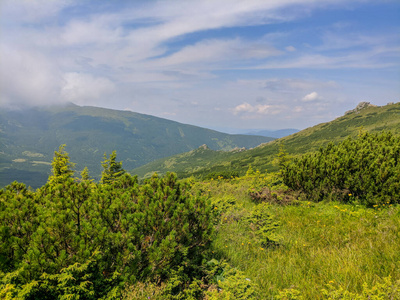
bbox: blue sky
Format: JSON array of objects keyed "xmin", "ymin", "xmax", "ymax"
[{"xmin": 1, "ymin": 0, "xmax": 399, "ymax": 131}]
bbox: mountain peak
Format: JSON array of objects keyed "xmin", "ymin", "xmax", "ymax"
[
  {"xmin": 345, "ymin": 102, "xmax": 377, "ymax": 115},
  {"xmin": 198, "ymin": 144, "xmax": 209, "ymax": 150}
]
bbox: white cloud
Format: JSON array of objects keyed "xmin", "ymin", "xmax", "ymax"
[
  {"xmin": 293, "ymin": 106, "xmax": 304, "ymax": 113},
  {"xmin": 61, "ymin": 18, "xmax": 123, "ymax": 46},
  {"xmin": 233, "ymin": 102, "xmax": 254, "ymax": 114},
  {"xmin": 0, "ymin": 46, "xmax": 64, "ymax": 107},
  {"xmin": 237, "ymin": 78, "xmax": 337, "ymax": 92},
  {"xmin": 253, "ymin": 33, "xmax": 400, "ymax": 70},
  {"xmin": 285, "ymin": 45, "xmax": 296, "ymax": 52},
  {"xmin": 153, "ymin": 38, "xmax": 281, "ymax": 70},
  {"xmin": 232, "ymin": 102, "xmax": 284, "ymax": 117},
  {"xmin": 61, "ymin": 73, "xmax": 115, "ymax": 105},
  {"xmin": 122, "ymin": 0, "xmax": 325, "ymax": 46},
  {"xmin": 302, "ymin": 91, "xmax": 320, "ymax": 102},
  {"xmin": 1, "ymin": 0, "xmax": 72, "ymax": 24}
]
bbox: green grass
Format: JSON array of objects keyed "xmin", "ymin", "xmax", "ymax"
[{"xmin": 199, "ymin": 177, "xmax": 400, "ymax": 299}]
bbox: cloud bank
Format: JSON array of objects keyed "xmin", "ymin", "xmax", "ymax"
[{"xmin": 1, "ymin": 0, "xmax": 399, "ymax": 130}]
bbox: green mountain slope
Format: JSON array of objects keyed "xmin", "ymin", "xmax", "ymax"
[
  {"xmin": 0, "ymin": 104, "xmax": 273, "ymax": 188},
  {"xmin": 132, "ymin": 102, "xmax": 400, "ymax": 179}
]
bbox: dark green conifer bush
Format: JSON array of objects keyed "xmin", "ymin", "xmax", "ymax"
[
  {"xmin": 0, "ymin": 146, "xmax": 214, "ymax": 299},
  {"xmin": 281, "ymin": 131, "xmax": 400, "ymax": 205}
]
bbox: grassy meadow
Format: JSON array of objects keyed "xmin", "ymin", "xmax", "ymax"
[{"xmin": 197, "ymin": 174, "xmax": 400, "ymax": 299}]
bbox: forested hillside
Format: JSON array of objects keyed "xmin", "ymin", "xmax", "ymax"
[
  {"xmin": 0, "ymin": 104, "xmax": 272, "ymax": 188},
  {"xmin": 133, "ymin": 102, "xmax": 400, "ymax": 179}
]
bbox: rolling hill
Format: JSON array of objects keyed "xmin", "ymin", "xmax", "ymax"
[
  {"xmin": 132, "ymin": 102, "xmax": 400, "ymax": 179},
  {"xmin": 0, "ymin": 103, "xmax": 273, "ymax": 188}
]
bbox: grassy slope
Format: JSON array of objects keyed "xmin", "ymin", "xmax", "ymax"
[
  {"xmin": 200, "ymin": 177, "xmax": 400, "ymax": 299},
  {"xmin": 132, "ymin": 102, "xmax": 400, "ymax": 179},
  {"xmin": 0, "ymin": 104, "xmax": 272, "ymax": 188}
]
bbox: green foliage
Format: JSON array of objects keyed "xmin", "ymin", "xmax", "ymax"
[
  {"xmin": 243, "ymin": 203, "xmax": 281, "ymax": 247},
  {"xmin": 122, "ymin": 281, "xmax": 165, "ymax": 299},
  {"xmin": 0, "ymin": 149, "xmax": 214, "ymax": 299},
  {"xmin": 247, "ymin": 170, "xmax": 295, "ymax": 205},
  {"xmin": 159, "ymin": 267, "xmax": 203, "ymax": 300},
  {"xmin": 0, "ymin": 182, "xmax": 37, "ymax": 272},
  {"xmin": 282, "ymin": 131, "xmax": 400, "ymax": 205},
  {"xmin": 205, "ymin": 261, "xmax": 257, "ymax": 300},
  {"xmin": 277, "ymin": 143, "xmax": 291, "ymax": 172},
  {"xmin": 80, "ymin": 167, "xmax": 92, "ymax": 182},
  {"xmin": 205, "ymin": 171, "xmax": 239, "ymax": 180},
  {"xmin": 48, "ymin": 145, "xmax": 75, "ymax": 185},
  {"xmin": 245, "ymin": 165, "xmax": 256, "ymax": 177},
  {"xmin": 210, "ymin": 195, "xmax": 237, "ymax": 222},
  {"xmin": 276, "ymin": 288, "xmax": 304, "ymax": 300},
  {"xmin": 101, "ymin": 151, "xmax": 125, "ymax": 184},
  {"xmin": 0, "ymin": 252, "xmax": 121, "ymax": 300},
  {"xmin": 321, "ymin": 276, "xmax": 400, "ymax": 299}
]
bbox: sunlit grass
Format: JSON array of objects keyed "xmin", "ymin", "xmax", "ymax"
[{"xmin": 204, "ymin": 179, "xmax": 400, "ymax": 299}]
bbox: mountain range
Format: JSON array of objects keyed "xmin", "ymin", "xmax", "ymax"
[
  {"xmin": 132, "ymin": 102, "xmax": 400, "ymax": 179},
  {"xmin": 2, "ymin": 102, "xmax": 399, "ymax": 188},
  {"xmin": 0, "ymin": 103, "xmax": 273, "ymax": 188}
]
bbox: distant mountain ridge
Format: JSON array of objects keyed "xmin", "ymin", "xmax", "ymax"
[
  {"xmin": 0, "ymin": 104, "xmax": 274, "ymax": 188},
  {"xmin": 244, "ymin": 128, "xmax": 299, "ymax": 138},
  {"xmin": 132, "ymin": 102, "xmax": 400, "ymax": 179}
]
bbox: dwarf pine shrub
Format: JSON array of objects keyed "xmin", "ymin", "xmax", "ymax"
[
  {"xmin": 243, "ymin": 203, "xmax": 281, "ymax": 247},
  {"xmin": 0, "ymin": 146, "xmax": 214, "ymax": 298},
  {"xmin": 281, "ymin": 131, "xmax": 400, "ymax": 205}
]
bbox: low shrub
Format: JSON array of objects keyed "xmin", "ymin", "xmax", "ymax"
[
  {"xmin": 205, "ymin": 260, "xmax": 257, "ymax": 300},
  {"xmin": 281, "ymin": 131, "xmax": 400, "ymax": 205},
  {"xmin": 243, "ymin": 202, "xmax": 281, "ymax": 247}
]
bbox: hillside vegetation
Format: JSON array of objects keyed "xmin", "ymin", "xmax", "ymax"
[
  {"xmin": 1, "ymin": 130, "xmax": 399, "ymax": 299},
  {"xmin": 132, "ymin": 102, "xmax": 400, "ymax": 179},
  {"xmin": 0, "ymin": 104, "xmax": 272, "ymax": 188}
]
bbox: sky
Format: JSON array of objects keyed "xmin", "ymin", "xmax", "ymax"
[{"xmin": 1, "ymin": 0, "xmax": 399, "ymax": 132}]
